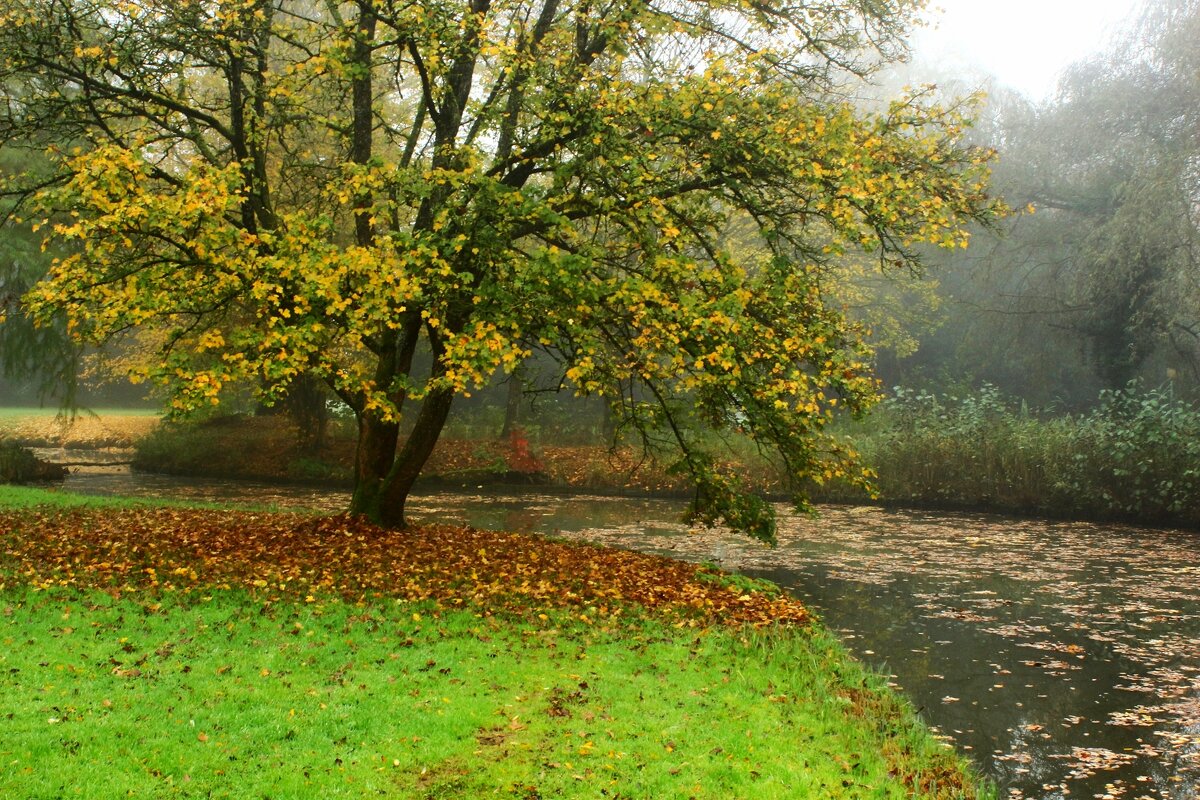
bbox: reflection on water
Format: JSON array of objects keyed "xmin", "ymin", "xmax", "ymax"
[{"xmin": 56, "ymin": 467, "xmax": 1200, "ymax": 799}]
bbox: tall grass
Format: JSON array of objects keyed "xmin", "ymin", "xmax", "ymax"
[{"xmin": 819, "ymin": 383, "xmax": 1200, "ymax": 526}]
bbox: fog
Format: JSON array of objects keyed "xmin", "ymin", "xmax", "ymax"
[
  {"xmin": 864, "ymin": 0, "xmax": 1200, "ymax": 409},
  {"xmin": 1, "ymin": 5, "xmax": 1199, "ymax": 798},
  {"xmin": 913, "ymin": 0, "xmax": 1141, "ymax": 101}
]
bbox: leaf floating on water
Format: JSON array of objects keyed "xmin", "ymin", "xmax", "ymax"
[
  {"xmin": 542, "ymin": 503, "xmax": 1200, "ymax": 795},
  {"xmin": 1050, "ymin": 747, "xmax": 1137, "ymax": 781}
]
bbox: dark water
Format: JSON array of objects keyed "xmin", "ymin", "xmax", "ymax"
[{"xmin": 52, "ymin": 466, "xmax": 1200, "ymax": 799}]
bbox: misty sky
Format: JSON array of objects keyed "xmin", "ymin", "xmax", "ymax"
[{"xmin": 912, "ymin": 0, "xmax": 1143, "ymax": 100}]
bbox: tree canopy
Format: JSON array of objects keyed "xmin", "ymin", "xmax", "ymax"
[
  {"xmin": 0, "ymin": 0, "xmax": 1003, "ymax": 540},
  {"xmin": 893, "ymin": 0, "xmax": 1200, "ymax": 405}
]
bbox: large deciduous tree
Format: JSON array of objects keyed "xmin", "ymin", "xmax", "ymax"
[{"xmin": 0, "ymin": 0, "xmax": 1002, "ymax": 540}]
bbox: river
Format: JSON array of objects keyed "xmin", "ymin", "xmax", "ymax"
[{"xmin": 44, "ymin": 466, "xmax": 1200, "ymax": 799}]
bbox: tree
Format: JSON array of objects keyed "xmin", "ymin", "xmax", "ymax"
[
  {"xmin": 906, "ymin": 0, "xmax": 1200, "ymax": 404},
  {"xmin": 0, "ymin": 0, "xmax": 1003, "ymax": 541},
  {"xmin": 0, "ymin": 146, "xmax": 80, "ymax": 404}
]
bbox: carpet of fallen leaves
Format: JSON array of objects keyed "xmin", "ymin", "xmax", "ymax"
[{"xmin": 0, "ymin": 507, "xmax": 809, "ymax": 627}]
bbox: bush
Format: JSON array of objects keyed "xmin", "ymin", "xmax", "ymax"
[
  {"xmin": 822, "ymin": 382, "xmax": 1200, "ymax": 527},
  {"xmin": 0, "ymin": 440, "xmax": 67, "ymax": 483},
  {"xmin": 1051, "ymin": 385, "xmax": 1200, "ymax": 521}
]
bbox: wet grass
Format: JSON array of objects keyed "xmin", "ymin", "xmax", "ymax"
[
  {"xmin": 0, "ymin": 587, "xmax": 985, "ymax": 799},
  {"xmin": 0, "ymin": 484, "xmax": 172, "ymax": 510},
  {"xmin": 0, "ymin": 491, "xmax": 991, "ymax": 799},
  {"xmin": 0, "ymin": 485, "xmax": 296, "ymax": 515}
]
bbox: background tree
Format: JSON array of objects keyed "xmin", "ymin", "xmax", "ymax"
[
  {"xmin": 0, "ymin": 0, "xmax": 1003, "ymax": 540},
  {"xmin": 0, "ymin": 145, "xmax": 79, "ymax": 405},
  {"xmin": 893, "ymin": 0, "xmax": 1200, "ymax": 406}
]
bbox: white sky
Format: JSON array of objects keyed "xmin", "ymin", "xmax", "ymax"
[{"xmin": 911, "ymin": 0, "xmax": 1144, "ymax": 101}]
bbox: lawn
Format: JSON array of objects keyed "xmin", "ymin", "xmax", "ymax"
[{"xmin": 0, "ymin": 487, "xmax": 990, "ymax": 799}]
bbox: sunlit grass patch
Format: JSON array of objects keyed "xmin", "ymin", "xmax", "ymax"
[
  {"xmin": 0, "ymin": 407, "xmax": 160, "ymax": 420},
  {"xmin": 0, "ymin": 485, "xmax": 292, "ymax": 514},
  {"xmin": 0, "ymin": 408, "xmax": 160, "ymax": 449},
  {"xmin": 0, "ymin": 587, "xmax": 988, "ymax": 799},
  {"xmin": 0, "ymin": 485, "xmax": 161, "ymax": 510}
]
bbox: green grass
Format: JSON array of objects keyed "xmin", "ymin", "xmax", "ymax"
[
  {"xmin": 0, "ymin": 586, "xmax": 982, "ymax": 799},
  {"xmin": 0, "ymin": 490, "xmax": 990, "ymax": 798},
  {"xmin": 0, "ymin": 485, "xmax": 300, "ymax": 515},
  {"xmin": 0, "ymin": 485, "xmax": 161, "ymax": 510}
]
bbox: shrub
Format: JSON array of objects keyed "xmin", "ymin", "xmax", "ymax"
[
  {"xmin": 824, "ymin": 382, "xmax": 1200, "ymax": 527},
  {"xmin": 0, "ymin": 440, "xmax": 67, "ymax": 483}
]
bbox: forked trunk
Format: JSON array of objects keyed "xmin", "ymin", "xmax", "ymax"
[{"xmin": 348, "ymin": 388, "xmax": 455, "ymax": 528}]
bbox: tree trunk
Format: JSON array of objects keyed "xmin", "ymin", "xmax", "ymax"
[
  {"xmin": 347, "ymin": 387, "xmax": 454, "ymax": 528},
  {"xmin": 499, "ymin": 369, "xmax": 523, "ymax": 439},
  {"xmin": 379, "ymin": 387, "xmax": 455, "ymax": 527},
  {"xmin": 287, "ymin": 372, "xmax": 328, "ymax": 454},
  {"xmin": 349, "ymin": 413, "xmax": 400, "ymax": 520},
  {"xmin": 600, "ymin": 398, "xmax": 617, "ymax": 445}
]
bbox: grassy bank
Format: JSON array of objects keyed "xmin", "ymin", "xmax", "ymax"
[
  {"xmin": 812, "ymin": 384, "xmax": 1200, "ymax": 528},
  {"xmin": 0, "ymin": 488, "xmax": 989, "ymax": 799},
  {"xmin": 0, "ymin": 407, "xmax": 159, "ymax": 449}
]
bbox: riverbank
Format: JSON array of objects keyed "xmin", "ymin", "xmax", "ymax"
[
  {"xmin": 130, "ymin": 414, "xmax": 783, "ymax": 494},
  {"xmin": 816, "ymin": 384, "xmax": 1200, "ymax": 530},
  {"xmin": 0, "ymin": 407, "xmax": 158, "ymax": 449},
  {"xmin": 12, "ymin": 385, "xmax": 1200, "ymax": 532},
  {"xmin": 0, "ymin": 486, "xmax": 990, "ymax": 799},
  {"xmin": 127, "ymin": 404, "xmax": 1200, "ymax": 532}
]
